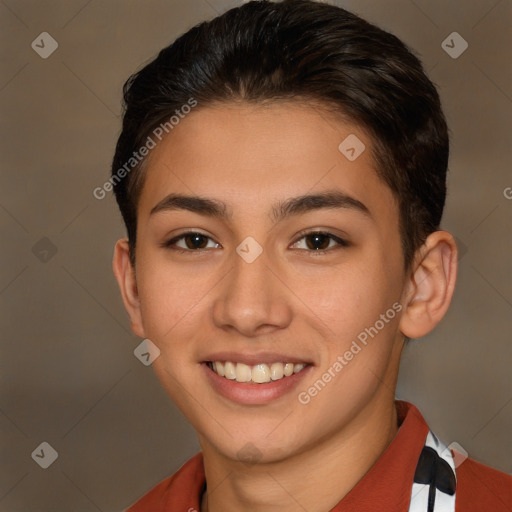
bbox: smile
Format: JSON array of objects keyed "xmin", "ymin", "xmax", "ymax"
[{"xmin": 207, "ymin": 361, "xmax": 307, "ymax": 383}]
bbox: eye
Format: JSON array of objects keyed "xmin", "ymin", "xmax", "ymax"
[
  {"xmin": 163, "ymin": 231, "xmax": 220, "ymax": 252},
  {"xmin": 291, "ymin": 231, "xmax": 349, "ymax": 253}
]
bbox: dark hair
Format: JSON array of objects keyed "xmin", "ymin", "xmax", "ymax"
[{"xmin": 111, "ymin": 0, "xmax": 449, "ymax": 270}]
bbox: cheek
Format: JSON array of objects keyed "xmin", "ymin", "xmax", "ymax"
[
  {"xmin": 135, "ymin": 258, "xmax": 206, "ymax": 343},
  {"xmin": 136, "ymin": 265, "xmax": 205, "ymax": 398},
  {"xmin": 303, "ymin": 260, "xmax": 402, "ymax": 356},
  {"xmin": 300, "ymin": 266, "xmax": 379, "ymax": 330}
]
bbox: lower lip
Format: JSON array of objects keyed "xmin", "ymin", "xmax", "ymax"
[{"xmin": 202, "ymin": 363, "xmax": 313, "ymax": 405}]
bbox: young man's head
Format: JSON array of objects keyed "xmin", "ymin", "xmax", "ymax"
[{"xmin": 112, "ymin": 0, "xmax": 457, "ymax": 470}]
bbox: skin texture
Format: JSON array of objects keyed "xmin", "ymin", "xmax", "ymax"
[{"xmin": 113, "ymin": 102, "xmax": 458, "ymax": 512}]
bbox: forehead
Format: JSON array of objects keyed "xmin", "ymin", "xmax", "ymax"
[{"xmin": 137, "ymin": 101, "xmax": 398, "ymax": 226}]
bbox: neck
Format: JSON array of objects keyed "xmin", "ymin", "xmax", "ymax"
[{"xmin": 200, "ymin": 395, "xmax": 399, "ymax": 512}]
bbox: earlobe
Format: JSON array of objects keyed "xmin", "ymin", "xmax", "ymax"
[
  {"xmin": 112, "ymin": 238, "xmax": 146, "ymax": 338},
  {"xmin": 399, "ymin": 231, "xmax": 458, "ymax": 339}
]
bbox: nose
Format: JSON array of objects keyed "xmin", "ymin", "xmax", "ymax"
[{"xmin": 211, "ymin": 248, "xmax": 293, "ymax": 338}]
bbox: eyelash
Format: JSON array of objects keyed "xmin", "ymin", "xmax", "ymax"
[{"xmin": 162, "ymin": 230, "xmax": 349, "ymax": 255}]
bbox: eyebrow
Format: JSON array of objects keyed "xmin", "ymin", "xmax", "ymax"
[{"xmin": 149, "ymin": 190, "xmax": 371, "ymax": 223}]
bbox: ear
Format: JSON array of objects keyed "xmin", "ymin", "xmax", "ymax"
[
  {"xmin": 399, "ymin": 231, "xmax": 458, "ymax": 339},
  {"xmin": 112, "ymin": 238, "xmax": 146, "ymax": 338}
]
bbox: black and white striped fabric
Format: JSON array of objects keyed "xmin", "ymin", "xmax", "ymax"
[{"xmin": 408, "ymin": 431, "xmax": 457, "ymax": 512}]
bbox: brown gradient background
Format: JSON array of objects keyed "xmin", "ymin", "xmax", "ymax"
[{"xmin": 1, "ymin": 0, "xmax": 511, "ymax": 510}]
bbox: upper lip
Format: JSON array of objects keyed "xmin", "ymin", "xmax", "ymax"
[{"xmin": 201, "ymin": 352, "xmax": 313, "ymax": 366}]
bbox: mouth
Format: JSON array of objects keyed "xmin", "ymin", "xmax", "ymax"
[
  {"xmin": 206, "ymin": 360, "xmax": 308, "ymax": 384},
  {"xmin": 202, "ymin": 358, "xmax": 313, "ymax": 405}
]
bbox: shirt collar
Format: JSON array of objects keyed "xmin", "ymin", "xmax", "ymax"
[{"xmin": 329, "ymin": 400, "xmax": 430, "ymax": 511}]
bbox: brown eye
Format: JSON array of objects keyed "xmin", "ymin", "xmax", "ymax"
[
  {"xmin": 183, "ymin": 233, "xmax": 209, "ymax": 249},
  {"xmin": 305, "ymin": 233, "xmax": 331, "ymax": 250},
  {"xmin": 163, "ymin": 232, "xmax": 219, "ymax": 251},
  {"xmin": 292, "ymin": 231, "xmax": 349, "ymax": 253}
]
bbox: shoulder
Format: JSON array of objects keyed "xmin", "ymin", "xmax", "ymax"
[
  {"xmin": 456, "ymin": 457, "xmax": 512, "ymax": 512},
  {"xmin": 125, "ymin": 453, "xmax": 205, "ymax": 512}
]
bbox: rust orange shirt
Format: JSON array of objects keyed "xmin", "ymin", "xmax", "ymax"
[{"xmin": 125, "ymin": 401, "xmax": 512, "ymax": 511}]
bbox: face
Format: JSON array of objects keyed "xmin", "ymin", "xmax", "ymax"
[{"xmin": 123, "ymin": 102, "xmax": 410, "ymax": 464}]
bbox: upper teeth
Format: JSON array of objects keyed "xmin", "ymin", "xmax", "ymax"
[{"xmin": 210, "ymin": 361, "xmax": 306, "ymax": 384}]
